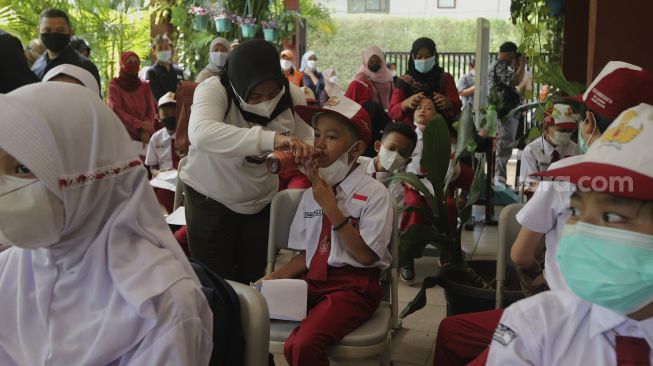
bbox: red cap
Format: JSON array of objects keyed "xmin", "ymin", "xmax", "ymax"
[
  {"xmin": 543, "ymin": 103, "xmax": 579, "ymax": 129},
  {"xmin": 296, "ymin": 95, "xmax": 372, "ymax": 148},
  {"xmin": 568, "ymin": 61, "xmax": 653, "ymax": 119}
]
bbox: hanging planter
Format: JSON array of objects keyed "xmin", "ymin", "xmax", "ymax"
[
  {"xmin": 189, "ymin": 6, "xmax": 210, "ymax": 31},
  {"xmin": 263, "ymin": 28, "xmax": 276, "ymax": 42},
  {"xmin": 214, "ymin": 16, "xmax": 232, "ymax": 33},
  {"xmin": 240, "ymin": 24, "xmax": 255, "ymax": 38}
]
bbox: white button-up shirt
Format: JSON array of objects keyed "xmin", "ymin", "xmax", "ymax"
[
  {"xmin": 359, "ymin": 156, "xmax": 405, "ymax": 218},
  {"xmin": 288, "ymin": 162, "xmax": 393, "ymax": 270},
  {"xmin": 516, "ymin": 155, "xmax": 580, "ymax": 292},
  {"xmin": 145, "ymin": 129, "xmax": 175, "ymax": 171},
  {"xmin": 487, "ymin": 291, "xmax": 653, "ymax": 365},
  {"xmin": 520, "ymin": 137, "xmax": 578, "ymax": 186}
]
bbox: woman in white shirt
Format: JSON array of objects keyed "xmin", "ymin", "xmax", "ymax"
[
  {"xmin": 0, "ymin": 83, "xmax": 212, "ymax": 365},
  {"xmin": 180, "ymin": 39, "xmax": 314, "ymax": 284}
]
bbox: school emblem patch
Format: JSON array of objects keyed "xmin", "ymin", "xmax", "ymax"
[
  {"xmin": 601, "ymin": 109, "xmax": 643, "ymax": 147},
  {"xmin": 324, "ymin": 96, "xmax": 340, "ymax": 107},
  {"xmin": 492, "ymin": 323, "xmax": 517, "ymax": 346}
]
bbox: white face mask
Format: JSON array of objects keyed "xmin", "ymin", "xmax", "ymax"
[
  {"xmin": 210, "ymin": 51, "xmax": 228, "ymax": 68},
  {"xmin": 156, "ymin": 50, "xmax": 172, "ymax": 63},
  {"xmin": 550, "ymin": 130, "xmax": 573, "ymax": 145},
  {"xmin": 391, "ymin": 70, "xmax": 397, "ymax": 77},
  {"xmin": 0, "ymin": 176, "xmax": 64, "ymax": 249},
  {"xmin": 379, "ymin": 145, "xmax": 408, "ymax": 172},
  {"xmin": 328, "ymin": 76, "xmax": 338, "ymax": 84},
  {"xmin": 280, "ymin": 59, "xmax": 293, "ymax": 71},
  {"xmin": 306, "ymin": 60, "xmax": 317, "ymax": 70},
  {"xmin": 231, "ymin": 83, "xmax": 286, "ymax": 118},
  {"xmin": 318, "ymin": 143, "xmax": 359, "ymax": 186}
]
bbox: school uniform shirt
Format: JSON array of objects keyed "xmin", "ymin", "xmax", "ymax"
[
  {"xmin": 145, "ymin": 129, "xmax": 176, "ymax": 170},
  {"xmin": 288, "ymin": 162, "xmax": 393, "ymax": 270},
  {"xmin": 516, "ymin": 155, "xmax": 581, "ymax": 292},
  {"xmin": 486, "ymin": 291, "xmax": 653, "ymax": 365},
  {"xmin": 146, "ymin": 63, "xmax": 184, "ymax": 102},
  {"xmin": 520, "ymin": 137, "xmax": 578, "ymax": 186},
  {"xmin": 359, "ymin": 156, "xmax": 405, "ymax": 214},
  {"xmin": 179, "ymin": 78, "xmax": 313, "ymax": 215}
]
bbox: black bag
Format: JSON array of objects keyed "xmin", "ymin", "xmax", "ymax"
[
  {"xmin": 492, "ymin": 62, "xmax": 521, "ymax": 118},
  {"xmin": 189, "ymin": 258, "xmax": 246, "ymax": 366}
]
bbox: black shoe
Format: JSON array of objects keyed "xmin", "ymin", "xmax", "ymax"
[{"xmin": 400, "ymin": 265, "xmax": 415, "ymax": 281}]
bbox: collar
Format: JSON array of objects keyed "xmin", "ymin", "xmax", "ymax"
[
  {"xmin": 45, "ymin": 45, "xmax": 77, "ymax": 63},
  {"xmin": 540, "ymin": 136, "xmax": 557, "ymax": 155},
  {"xmin": 336, "ymin": 161, "xmax": 367, "ymax": 196},
  {"xmin": 589, "ymin": 303, "xmax": 630, "ymax": 339},
  {"xmin": 415, "ymin": 126, "xmax": 423, "ymax": 140}
]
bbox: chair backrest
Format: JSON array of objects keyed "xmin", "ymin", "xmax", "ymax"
[
  {"xmin": 266, "ymin": 189, "xmax": 306, "ymax": 274},
  {"xmin": 173, "ymin": 157, "xmax": 187, "ymax": 211},
  {"xmin": 388, "ymin": 198, "xmax": 400, "ymax": 330},
  {"xmin": 227, "ymin": 280, "xmax": 271, "ymax": 366},
  {"xmin": 496, "ymin": 203, "xmax": 524, "ymax": 309}
]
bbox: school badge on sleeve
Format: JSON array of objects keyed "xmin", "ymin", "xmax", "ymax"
[{"xmin": 492, "ymin": 323, "xmax": 517, "ymax": 346}]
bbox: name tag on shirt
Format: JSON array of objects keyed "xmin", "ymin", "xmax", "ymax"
[{"xmin": 304, "ymin": 209, "xmax": 323, "ymax": 219}]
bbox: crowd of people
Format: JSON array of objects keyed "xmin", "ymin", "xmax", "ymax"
[{"xmin": 1, "ymin": 6, "xmax": 653, "ymax": 366}]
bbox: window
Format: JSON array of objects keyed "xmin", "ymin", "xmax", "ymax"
[
  {"xmin": 437, "ymin": 0, "xmax": 456, "ymax": 8},
  {"xmin": 348, "ymin": 0, "xmax": 390, "ymax": 13}
]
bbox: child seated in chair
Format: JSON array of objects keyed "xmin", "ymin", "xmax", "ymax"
[{"xmin": 264, "ymin": 95, "xmax": 393, "ymax": 366}]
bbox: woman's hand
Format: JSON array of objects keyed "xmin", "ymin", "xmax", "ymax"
[
  {"xmin": 433, "ymin": 93, "xmax": 451, "ymax": 111},
  {"xmin": 140, "ymin": 130, "xmax": 151, "ymax": 147},
  {"xmin": 141, "ymin": 120, "xmax": 155, "ymax": 133},
  {"xmin": 274, "ymin": 135, "xmax": 314, "ymax": 163},
  {"xmin": 401, "ymin": 92, "xmax": 425, "ymax": 112}
]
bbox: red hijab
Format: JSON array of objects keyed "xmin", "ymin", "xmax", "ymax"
[{"xmin": 115, "ymin": 51, "xmax": 142, "ymax": 91}]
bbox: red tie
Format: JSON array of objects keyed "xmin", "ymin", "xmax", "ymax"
[
  {"xmin": 306, "ymin": 187, "xmax": 337, "ymax": 281},
  {"xmin": 170, "ymin": 137, "xmax": 180, "ymax": 169},
  {"xmin": 550, "ymin": 149, "xmax": 561, "ymax": 164},
  {"xmin": 616, "ymin": 336, "xmax": 651, "ymax": 366}
]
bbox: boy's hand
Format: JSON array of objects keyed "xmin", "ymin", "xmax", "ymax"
[
  {"xmin": 308, "ymin": 162, "xmax": 338, "ymax": 213},
  {"xmin": 433, "ymin": 93, "xmax": 451, "ymax": 111}
]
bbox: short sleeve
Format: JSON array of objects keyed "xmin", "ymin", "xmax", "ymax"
[
  {"xmin": 516, "ymin": 181, "xmax": 565, "ymax": 234},
  {"xmin": 485, "ymin": 304, "xmax": 541, "ymax": 365},
  {"xmin": 359, "ymin": 186, "xmax": 393, "ymax": 260},
  {"xmin": 144, "ymin": 138, "xmax": 158, "ymax": 167}
]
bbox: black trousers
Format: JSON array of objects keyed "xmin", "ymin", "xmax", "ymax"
[{"xmin": 184, "ymin": 183, "xmax": 270, "ymax": 284}]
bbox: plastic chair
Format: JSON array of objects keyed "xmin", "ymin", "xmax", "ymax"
[
  {"xmin": 495, "ymin": 203, "xmax": 525, "ymax": 309},
  {"xmin": 265, "ymin": 189, "xmax": 399, "ymax": 365},
  {"xmin": 226, "ymin": 280, "xmax": 271, "ymax": 366},
  {"xmin": 173, "ymin": 157, "xmax": 187, "ymax": 211}
]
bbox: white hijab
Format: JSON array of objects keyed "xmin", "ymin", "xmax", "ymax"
[
  {"xmin": 205, "ymin": 37, "xmax": 232, "ymax": 74},
  {"xmin": 300, "ymin": 50, "xmax": 317, "ymax": 72},
  {"xmin": 0, "ymin": 83, "xmax": 200, "ymax": 365},
  {"xmin": 42, "ymin": 63, "xmax": 100, "ymax": 96}
]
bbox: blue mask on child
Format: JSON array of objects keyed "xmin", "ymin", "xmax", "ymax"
[
  {"xmin": 577, "ymin": 119, "xmax": 596, "ymax": 154},
  {"xmin": 414, "ymin": 56, "xmax": 436, "ymax": 74},
  {"xmin": 557, "ymin": 222, "xmax": 653, "ymax": 315}
]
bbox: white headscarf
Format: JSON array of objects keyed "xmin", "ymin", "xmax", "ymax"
[
  {"xmin": 0, "ymin": 83, "xmax": 202, "ymax": 365},
  {"xmin": 300, "ymin": 50, "xmax": 317, "ymax": 72},
  {"xmin": 323, "ymin": 68, "xmax": 343, "ymax": 97},
  {"xmin": 42, "ymin": 63, "xmax": 100, "ymax": 96},
  {"xmin": 205, "ymin": 37, "xmax": 232, "ymax": 74}
]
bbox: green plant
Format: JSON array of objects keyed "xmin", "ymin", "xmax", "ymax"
[{"xmin": 388, "ymin": 105, "xmax": 490, "ymax": 317}]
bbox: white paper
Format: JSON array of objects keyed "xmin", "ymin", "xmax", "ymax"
[
  {"xmin": 261, "ymin": 279, "xmax": 307, "ymax": 321},
  {"xmin": 150, "ymin": 170, "xmax": 177, "ymax": 192},
  {"xmin": 165, "ymin": 206, "xmax": 186, "ymax": 225}
]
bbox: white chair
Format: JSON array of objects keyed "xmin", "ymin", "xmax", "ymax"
[
  {"xmin": 265, "ymin": 189, "xmax": 399, "ymax": 365},
  {"xmin": 173, "ymin": 157, "xmax": 187, "ymax": 211},
  {"xmin": 226, "ymin": 280, "xmax": 271, "ymax": 366},
  {"xmin": 495, "ymin": 203, "xmax": 525, "ymax": 309}
]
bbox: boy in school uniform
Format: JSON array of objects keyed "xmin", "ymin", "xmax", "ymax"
[
  {"xmin": 519, "ymin": 103, "xmax": 579, "ymax": 194},
  {"xmin": 484, "ymin": 102, "xmax": 653, "ymax": 365},
  {"xmin": 145, "ymin": 91, "xmax": 181, "ymax": 214},
  {"xmin": 264, "ymin": 95, "xmax": 393, "ymax": 366}
]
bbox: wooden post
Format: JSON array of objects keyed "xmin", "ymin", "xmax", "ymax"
[{"xmin": 283, "ymin": 0, "xmax": 302, "ymax": 68}]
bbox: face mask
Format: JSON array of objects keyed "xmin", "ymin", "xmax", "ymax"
[
  {"xmin": 414, "ymin": 56, "xmax": 436, "ymax": 74},
  {"xmin": 162, "ymin": 116, "xmax": 176, "ymax": 130},
  {"xmin": 280, "ymin": 59, "xmax": 293, "ymax": 71},
  {"xmin": 328, "ymin": 76, "xmax": 338, "ymax": 84},
  {"xmin": 0, "ymin": 177, "xmax": 64, "ymax": 249},
  {"xmin": 391, "ymin": 70, "xmax": 397, "ymax": 77},
  {"xmin": 210, "ymin": 51, "xmax": 228, "ymax": 68},
  {"xmin": 156, "ymin": 50, "xmax": 172, "ymax": 63},
  {"xmin": 557, "ymin": 222, "xmax": 653, "ymax": 315},
  {"xmin": 40, "ymin": 32, "xmax": 70, "ymax": 53},
  {"xmin": 232, "ymin": 83, "xmax": 285, "ymax": 118},
  {"xmin": 124, "ymin": 63, "xmax": 139, "ymax": 75},
  {"xmin": 306, "ymin": 60, "xmax": 317, "ymax": 70},
  {"xmin": 379, "ymin": 145, "xmax": 408, "ymax": 172},
  {"xmin": 318, "ymin": 143, "xmax": 359, "ymax": 186},
  {"xmin": 368, "ymin": 64, "xmax": 381, "ymax": 73},
  {"xmin": 578, "ymin": 119, "xmax": 597, "ymax": 154},
  {"xmin": 550, "ymin": 130, "xmax": 572, "ymax": 145}
]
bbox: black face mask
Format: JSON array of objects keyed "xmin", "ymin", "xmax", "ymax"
[
  {"xmin": 162, "ymin": 116, "xmax": 176, "ymax": 131},
  {"xmin": 368, "ymin": 64, "xmax": 381, "ymax": 73},
  {"xmin": 40, "ymin": 32, "xmax": 71, "ymax": 53}
]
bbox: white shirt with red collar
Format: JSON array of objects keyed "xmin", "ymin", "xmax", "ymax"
[
  {"xmin": 486, "ymin": 291, "xmax": 653, "ymax": 365},
  {"xmin": 145, "ymin": 129, "xmax": 176, "ymax": 171},
  {"xmin": 520, "ymin": 137, "xmax": 578, "ymax": 186},
  {"xmin": 288, "ymin": 161, "xmax": 393, "ymax": 270}
]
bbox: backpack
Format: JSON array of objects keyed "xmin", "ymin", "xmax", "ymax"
[
  {"xmin": 189, "ymin": 258, "xmax": 246, "ymax": 366},
  {"xmin": 491, "ymin": 62, "xmax": 521, "ymax": 119}
]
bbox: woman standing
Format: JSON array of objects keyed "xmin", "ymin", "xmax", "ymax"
[
  {"xmin": 388, "ymin": 37, "xmax": 461, "ymax": 125},
  {"xmin": 300, "ymin": 51, "xmax": 324, "ymax": 106},
  {"xmin": 195, "ymin": 37, "xmax": 231, "ymax": 83},
  {"xmin": 179, "ymin": 40, "xmax": 314, "ymax": 284},
  {"xmin": 345, "ymin": 45, "xmax": 394, "ymax": 110},
  {"xmin": 107, "ymin": 51, "xmax": 157, "ymax": 156}
]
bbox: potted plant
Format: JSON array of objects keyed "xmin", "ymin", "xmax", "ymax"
[
  {"xmin": 189, "ymin": 6, "xmax": 210, "ymax": 32},
  {"xmin": 389, "ymin": 105, "xmax": 525, "ymax": 317},
  {"xmin": 261, "ymin": 19, "xmax": 278, "ymax": 42},
  {"xmin": 234, "ymin": 15, "xmax": 256, "ymax": 39},
  {"xmin": 213, "ymin": 7, "xmax": 233, "ymax": 33}
]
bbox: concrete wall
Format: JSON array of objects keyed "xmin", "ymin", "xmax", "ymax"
[{"xmin": 316, "ymin": 0, "xmax": 511, "ymax": 19}]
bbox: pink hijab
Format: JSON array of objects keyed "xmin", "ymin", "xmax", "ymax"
[{"xmin": 354, "ymin": 45, "xmax": 393, "ymax": 109}]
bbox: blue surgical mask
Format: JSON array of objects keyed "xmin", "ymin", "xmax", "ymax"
[
  {"xmin": 557, "ymin": 222, "xmax": 653, "ymax": 315},
  {"xmin": 156, "ymin": 50, "xmax": 172, "ymax": 63},
  {"xmin": 578, "ymin": 119, "xmax": 596, "ymax": 154},
  {"xmin": 414, "ymin": 56, "xmax": 436, "ymax": 74}
]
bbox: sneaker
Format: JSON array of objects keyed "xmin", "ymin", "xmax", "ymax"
[{"xmin": 400, "ymin": 265, "xmax": 415, "ymax": 282}]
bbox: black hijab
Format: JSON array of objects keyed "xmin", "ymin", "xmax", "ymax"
[
  {"xmin": 220, "ymin": 39, "xmax": 292, "ymax": 125},
  {"xmin": 0, "ymin": 32, "xmax": 38, "ymax": 94},
  {"xmin": 397, "ymin": 37, "xmax": 444, "ymax": 97}
]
